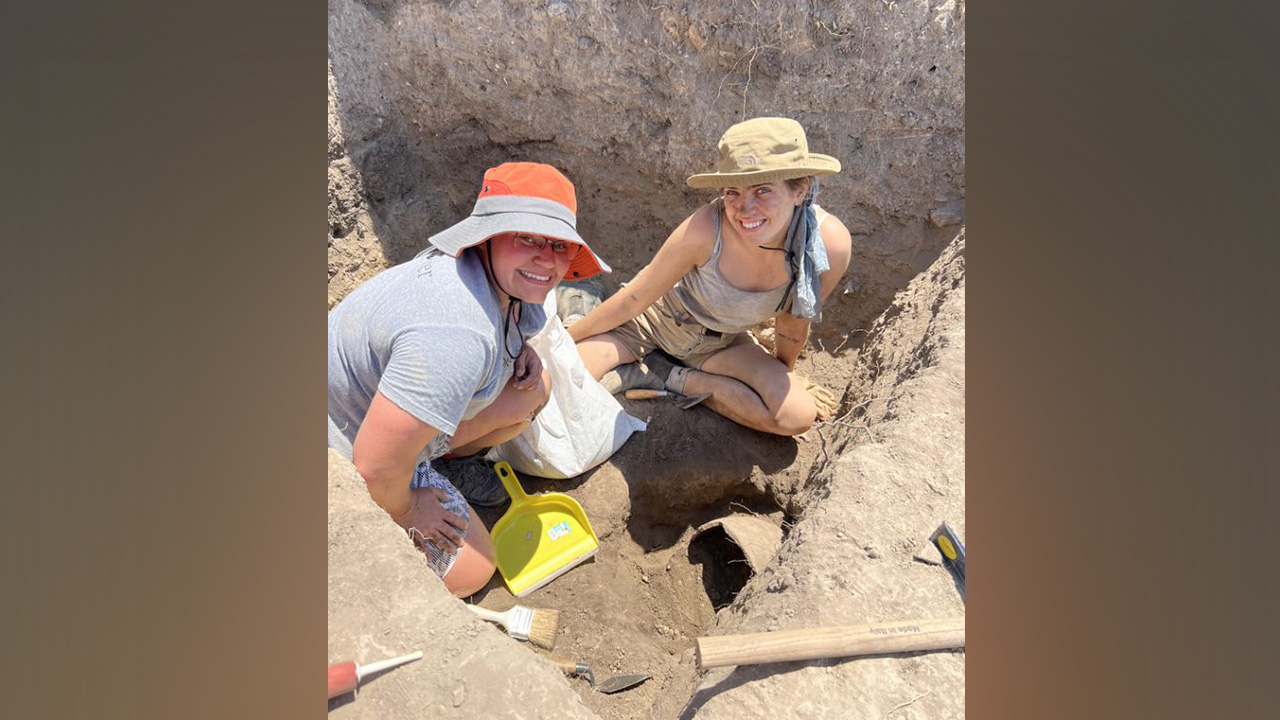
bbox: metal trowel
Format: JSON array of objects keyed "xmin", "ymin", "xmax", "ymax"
[
  {"xmin": 595, "ymin": 672, "xmax": 650, "ymax": 694},
  {"xmin": 555, "ymin": 660, "xmax": 651, "ymax": 694}
]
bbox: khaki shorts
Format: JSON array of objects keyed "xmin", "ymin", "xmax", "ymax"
[{"xmin": 608, "ymin": 293, "xmax": 760, "ymax": 370}]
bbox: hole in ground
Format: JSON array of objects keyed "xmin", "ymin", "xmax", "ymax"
[{"xmin": 688, "ymin": 526, "xmax": 755, "ymax": 610}]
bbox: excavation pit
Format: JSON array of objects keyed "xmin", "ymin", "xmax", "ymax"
[
  {"xmin": 473, "ymin": 463, "xmax": 793, "ymax": 720},
  {"xmin": 328, "ymin": 2, "xmax": 966, "ymax": 715},
  {"xmin": 689, "ymin": 513, "xmax": 786, "ymax": 610},
  {"xmin": 688, "ymin": 526, "xmax": 758, "ymax": 612},
  {"xmin": 327, "ymin": 227, "xmax": 968, "ymax": 718}
]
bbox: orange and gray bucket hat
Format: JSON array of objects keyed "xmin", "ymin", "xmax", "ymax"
[{"xmin": 427, "ymin": 162, "xmax": 611, "ymax": 280}]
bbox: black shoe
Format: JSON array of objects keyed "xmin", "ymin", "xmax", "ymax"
[
  {"xmin": 433, "ymin": 457, "xmax": 510, "ymax": 508},
  {"xmin": 598, "ymin": 360, "xmax": 665, "ymax": 395},
  {"xmin": 644, "ymin": 352, "xmax": 694, "ymax": 394}
]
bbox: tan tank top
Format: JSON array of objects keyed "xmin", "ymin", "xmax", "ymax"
[{"xmin": 665, "ymin": 199, "xmax": 830, "ymax": 334}]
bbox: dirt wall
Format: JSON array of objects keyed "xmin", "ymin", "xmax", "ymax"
[
  {"xmin": 327, "ymin": 0, "xmax": 965, "ymax": 335},
  {"xmin": 328, "ymin": 62, "xmax": 390, "ymax": 307}
]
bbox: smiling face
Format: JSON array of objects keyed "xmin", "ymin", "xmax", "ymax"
[
  {"xmin": 484, "ymin": 232, "xmax": 580, "ymax": 303},
  {"xmin": 721, "ymin": 180, "xmax": 811, "ymax": 245}
]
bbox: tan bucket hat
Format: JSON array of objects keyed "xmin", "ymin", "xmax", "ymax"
[{"xmin": 686, "ymin": 117, "xmax": 841, "ymax": 189}]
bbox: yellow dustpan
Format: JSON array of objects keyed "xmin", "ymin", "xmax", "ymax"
[{"xmin": 490, "ymin": 461, "xmax": 599, "ymax": 597}]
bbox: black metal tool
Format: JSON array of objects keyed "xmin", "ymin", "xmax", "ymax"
[
  {"xmin": 929, "ymin": 521, "xmax": 965, "ymax": 589},
  {"xmin": 555, "ymin": 660, "xmax": 650, "ymax": 694}
]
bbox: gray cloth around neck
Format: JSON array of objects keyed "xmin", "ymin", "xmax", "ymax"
[{"xmin": 781, "ymin": 195, "xmax": 830, "ymax": 321}]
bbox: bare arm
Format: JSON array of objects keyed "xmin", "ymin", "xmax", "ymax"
[
  {"xmin": 773, "ymin": 313, "xmax": 811, "ymax": 371},
  {"xmin": 352, "ymin": 391, "xmax": 466, "ymax": 549},
  {"xmin": 772, "ymin": 215, "xmax": 854, "ymax": 370},
  {"xmin": 568, "ymin": 206, "xmax": 716, "ymax": 342}
]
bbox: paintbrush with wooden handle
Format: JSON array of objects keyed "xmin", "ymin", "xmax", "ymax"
[{"xmin": 466, "ymin": 603, "xmax": 560, "ymax": 649}]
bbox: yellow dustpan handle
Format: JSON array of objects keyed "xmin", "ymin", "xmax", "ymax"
[{"xmin": 494, "ymin": 461, "xmax": 529, "ymax": 503}]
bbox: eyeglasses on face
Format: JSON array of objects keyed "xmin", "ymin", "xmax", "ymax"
[{"xmin": 513, "ymin": 233, "xmax": 578, "ymax": 256}]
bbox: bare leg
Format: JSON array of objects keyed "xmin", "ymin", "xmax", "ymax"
[
  {"xmin": 442, "ymin": 505, "xmax": 498, "ymax": 597},
  {"xmin": 575, "ymin": 333, "xmax": 638, "ymax": 380},
  {"xmin": 684, "ymin": 344, "xmax": 818, "ymax": 436},
  {"xmin": 449, "ymin": 369, "xmax": 551, "ymax": 456}
]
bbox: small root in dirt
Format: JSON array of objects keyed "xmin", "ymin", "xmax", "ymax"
[{"xmin": 883, "ymin": 689, "xmax": 931, "ymax": 718}]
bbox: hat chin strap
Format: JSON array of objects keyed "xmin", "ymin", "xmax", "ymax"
[{"xmin": 482, "ymin": 240, "xmax": 525, "ymax": 362}]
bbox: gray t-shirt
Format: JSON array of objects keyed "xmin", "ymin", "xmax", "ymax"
[{"xmin": 327, "ymin": 248, "xmax": 546, "ymax": 463}]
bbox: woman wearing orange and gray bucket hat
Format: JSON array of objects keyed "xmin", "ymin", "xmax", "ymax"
[
  {"xmin": 328, "ymin": 162, "xmax": 610, "ymax": 597},
  {"xmin": 569, "ymin": 118, "xmax": 851, "ymax": 436}
]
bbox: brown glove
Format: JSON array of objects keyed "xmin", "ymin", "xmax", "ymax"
[{"xmin": 797, "ymin": 375, "xmax": 839, "ymax": 421}]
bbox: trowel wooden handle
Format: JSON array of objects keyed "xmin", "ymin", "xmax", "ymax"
[
  {"xmin": 552, "ymin": 659, "xmax": 591, "ymax": 677},
  {"xmin": 624, "ymin": 389, "xmax": 668, "ymax": 400},
  {"xmin": 695, "ymin": 617, "xmax": 964, "ymax": 669}
]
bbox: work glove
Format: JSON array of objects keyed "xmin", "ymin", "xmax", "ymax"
[{"xmin": 797, "ymin": 375, "xmax": 839, "ymax": 421}]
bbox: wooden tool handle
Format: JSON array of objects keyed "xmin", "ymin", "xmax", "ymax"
[
  {"xmin": 624, "ymin": 389, "xmax": 667, "ymax": 399},
  {"xmin": 552, "ymin": 659, "xmax": 591, "ymax": 677},
  {"xmin": 695, "ymin": 617, "xmax": 964, "ymax": 669}
]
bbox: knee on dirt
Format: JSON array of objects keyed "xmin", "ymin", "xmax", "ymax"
[
  {"xmin": 767, "ymin": 389, "xmax": 818, "ymax": 437},
  {"xmin": 444, "ymin": 549, "xmax": 497, "ymax": 598}
]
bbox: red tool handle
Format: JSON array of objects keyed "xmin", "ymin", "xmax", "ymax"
[{"xmin": 328, "ymin": 661, "xmax": 358, "ymax": 700}]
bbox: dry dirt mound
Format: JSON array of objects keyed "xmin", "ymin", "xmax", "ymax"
[
  {"xmin": 328, "ymin": 450, "xmax": 599, "ymax": 719},
  {"xmin": 328, "ymin": 230, "xmax": 964, "ymax": 718}
]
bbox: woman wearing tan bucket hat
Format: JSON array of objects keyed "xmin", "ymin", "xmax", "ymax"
[
  {"xmin": 328, "ymin": 162, "xmax": 610, "ymax": 597},
  {"xmin": 568, "ymin": 118, "xmax": 851, "ymax": 436}
]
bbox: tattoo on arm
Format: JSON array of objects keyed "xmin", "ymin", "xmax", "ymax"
[{"xmin": 629, "ymin": 294, "xmax": 640, "ymax": 303}]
